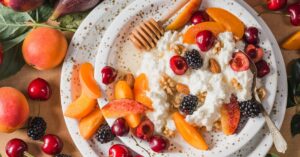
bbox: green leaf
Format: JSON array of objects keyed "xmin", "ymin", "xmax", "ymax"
[
  {"xmin": 291, "ymin": 113, "xmax": 300, "ymax": 137},
  {"xmin": 58, "ymin": 12, "xmax": 88, "ymax": 30},
  {"xmin": 265, "ymin": 153, "xmax": 279, "ymax": 157},
  {"xmin": 29, "ymin": 3, "xmax": 53, "ymax": 23}
]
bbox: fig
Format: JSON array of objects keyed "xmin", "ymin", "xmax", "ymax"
[
  {"xmin": 50, "ymin": 0, "xmax": 101, "ymax": 20},
  {"xmin": 0, "ymin": 0, "xmax": 44, "ymax": 12}
]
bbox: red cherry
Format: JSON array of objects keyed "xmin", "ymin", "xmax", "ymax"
[
  {"xmin": 101, "ymin": 66, "xmax": 118, "ymax": 85},
  {"xmin": 6, "ymin": 139, "xmax": 28, "ymax": 157},
  {"xmin": 170, "ymin": 56, "xmax": 188, "ymax": 75},
  {"xmin": 135, "ymin": 119, "xmax": 154, "ymax": 141},
  {"xmin": 244, "ymin": 27, "xmax": 259, "ymax": 45},
  {"xmin": 42, "ymin": 134, "xmax": 63, "ymax": 155},
  {"xmin": 191, "ymin": 11, "xmax": 209, "ymax": 25},
  {"xmin": 196, "ymin": 30, "xmax": 215, "ymax": 52},
  {"xmin": 230, "ymin": 52, "xmax": 250, "ymax": 72},
  {"xmin": 111, "ymin": 118, "xmax": 129, "ymax": 136},
  {"xmin": 288, "ymin": 2, "xmax": 300, "ymax": 26},
  {"xmin": 149, "ymin": 135, "xmax": 169, "ymax": 153},
  {"xmin": 0, "ymin": 43, "xmax": 3, "ymax": 65},
  {"xmin": 245, "ymin": 44, "xmax": 264, "ymax": 63},
  {"xmin": 109, "ymin": 144, "xmax": 132, "ymax": 157},
  {"xmin": 28, "ymin": 78, "xmax": 51, "ymax": 101},
  {"xmin": 267, "ymin": 0, "xmax": 287, "ymax": 10},
  {"xmin": 256, "ymin": 60, "xmax": 270, "ymax": 78}
]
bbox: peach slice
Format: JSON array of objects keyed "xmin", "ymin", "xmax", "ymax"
[
  {"xmin": 172, "ymin": 112, "xmax": 209, "ymax": 150},
  {"xmin": 101, "ymin": 99, "xmax": 149, "ymax": 118},
  {"xmin": 134, "ymin": 74, "xmax": 153, "ymax": 109},
  {"xmin": 166, "ymin": 0, "xmax": 203, "ymax": 30},
  {"xmin": 206, "ymin": 8, "xmax": 245, "ymax": 40},
  {"xmin": 282, "ymin": 31, "xmax": 300, "ymax": 50},
  {"xmin": 183, "ymin": 22, "xmax": 226, "ymax": 44},
  {"xmin": 79, "ymin": 63, "xmax": 102, "ymax": 99},
  {"xmin": 79, "ymin": 108, "xmax": 104, "ymax": 140},
  {"xmin": 115, "ymin": 80, "xmax": 134, "ymax": 100},
  {"xmin": 220, "ymin": 97, "xmax": 240, "ymax": 135},
  {"xmin": 64, "ymin": 92, "xmax": 97, "ymax": 120}
]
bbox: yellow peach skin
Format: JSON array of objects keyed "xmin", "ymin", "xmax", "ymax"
[
  {"xmin": 282, "ymin": 31, "xmax": 300, "ymax": 50},
  {"xmin": 0, "ymin": 87, "xmax": 29, "ymax": 133}
]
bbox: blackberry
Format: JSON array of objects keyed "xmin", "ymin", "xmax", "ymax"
[
  {"xmin": 95, "ymin": 123, "xmax": 115, "ymax": 143},
  {"xmin": 184, "ymin": 49, "xmax": 203, "ymax": 69},
  {"xmin": 27, "ymin": 117, "xmax": 47, "ymax": 140},
  {"xmin": 179, "ymin": 95, "xmax": 198, "ymax": 115},
  {"xmin": 239, "ymin": 99, "xmax": 261, "ymax": 118},
  {"xmin": 55, "ymin": 154, "xmax": 71, "ymax": 157}
]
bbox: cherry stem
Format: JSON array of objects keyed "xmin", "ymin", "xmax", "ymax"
[
  {"xmin": 24, "ymin": 151, "xmax": 35, "ymax": 157},
  {"xmin": 257, "ymin": 10, "xmax": 288, "ymax": 16},
  {"xmin": 253, "ymin": 2, "xmax": 266, "ymax": 8}
]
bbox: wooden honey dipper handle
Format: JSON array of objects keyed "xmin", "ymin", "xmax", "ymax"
[{"xmin": 158, "ymin": 0, "xmax": 190, "ymax": 24}]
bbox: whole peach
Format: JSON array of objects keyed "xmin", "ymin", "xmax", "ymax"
[
  {"xmin": 0, "ymin": 0, "xmax": 44, "ymax": 12},
  {"xmin": 0, "ymin": 87, "xmax": 30, "ymax": 133},
  {"xmin": 22, "ymin": 27, "xmax": 68, "ymax": 70}
]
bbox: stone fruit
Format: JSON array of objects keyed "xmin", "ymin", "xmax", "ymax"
[
  {"xmin": 0, "ymin": 0, "xmax": 44, "ymax": 12},
  {"xmin": 220, "ymin": 95, "xmax": 240, "ymax": 135},
  {"xmin": 28, "ymin": 78, "xmax": 51, "ymax": 101},
  {"xmin": 64, "ymin": 92, "xmax": 97, "ymax": 119},
  {"xmin": 79, "ymin": 63, "xmax": 102, "ymax": 99},
  {"xmin": 230, "ymin": 51, "xmax": 250, "ymax": 72},
  {"xmin": 101, "ymin": 66, "xmax": 118, "ymax": 85},
  {"xmin": 288, "ymin": 2, "xmax": 300, "ymax": 26},
  {"xmin": 50, "ymin": 0, "xmax": 101, "ymax": 20},
  {"xmin": 42, "ymin": 134, "xmax": 63, "ymax": 155},
  {"xmin": 206, "ymin": 8, "xmax": 245, "ymax": 40},
  {"xmin": 0, "ymin": 87, "xmax": 29, "ymax": 133},
  {"xmin": 109, "ymin": 144, "xmax": 132, "ymax": 157},
  {"xmin": 183, "ymin": 22, "xmax": 225, "ymax": 44},
  {"xmin": 170, "ymin": 55, "xmax": 188, "ymax": 75},
  {"xmin": 191, "ymin": 10, "xmax": 209, "ymax": 25},
  {"xmin": 135, "ymin": 119, "xmax": 154, "ymax": 140},
  {"xmin": 111, "ymin": 118, "xmax": 129, "ymax": 136},
  {"xmin": 196, "ymin": 30, "xmax": 215, "ymax": 52},
  {"xmin": 79, "ymin": 108, "xmax": 104, "ymax": 140},
  {"xmin": 101, "ymin": 99, "xmax": 150, "ymax": 118},
  {"xmin": 245, "ymin": 44, "xmax": 264, "ymax": 63},
  {"xmin": 22, "ymin": 27, "xmax": 67, "ymax": 70},
  {"xmin": 267, "ymin": 0, "xmax": 287, "ymax": 11},
  {"xmin": 172, "ymin": 112, "xmax": 208, "ymax": 150},
  {"xmin": 0, "ymin": 43, "xmax": 3, "ymax": 65},
  {"xmin": 282, "ymin": 31, "xmax": 300, "ymax": 50},
  {"xmin": 6, "ymin": 138, "xmax": 29, "ymax": 157},
  {"xmin": 149, "ymin": 135, "xmax": 170, "ymax": 153},
  {"xmin": 166, "ymin": 0, "xmax": 203, "ymax": 30},
  {"xmin": 256, "ymin": 60, "xmax": 270, "ymax": 78},
  {"xmin": 134, "ymin": 74, "xmax": 152, "ymax": 109},
  {"xmin": 244, "ymin": 27, "xmax": 259, "ymax": 45}
]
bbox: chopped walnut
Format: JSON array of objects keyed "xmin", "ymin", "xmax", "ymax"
[
  {"xmin": 170, "ymin": 44, "xmax": 187, "ymax": 56},
  {"xmin": 212, "ymin": 41, "xmax": 223, "ymax": 54},
  {"xmin": 197, "ymin": 92, "xmax": 207, "ymax": 103},
  {"xmin": 163, "ymin": 127, "xmax": 176, "ymax": 138},
  {"xmin": 170, "ymin": 93, "xmax": 184, "ymax": 109},
  {"xmin": 160, "ymin": 74, "xmax": 177, "ymax": 95},
  {"xmin": 213, "ymin": 120, "xmax": 221, "ymax": 131},
  {"xmin": 231, "ymin": 78, "xmax": 242, "ymax": 90},
  {"xmin": 257, "ymin": 87, "xmax": 267, "ymax": 100}
]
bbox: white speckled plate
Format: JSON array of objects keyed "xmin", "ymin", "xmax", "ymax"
[
  {"xmin": 60, "ymin": 0, "xmax": 287, "ymax": 157},
  {"xmin": 94, "ymin": 0, "xmax": 279, "ymax": 156}
]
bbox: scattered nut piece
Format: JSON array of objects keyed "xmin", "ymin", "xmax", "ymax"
[
  {"xmin": 163, "ymin": 127, "xmax": 176, "ymax": 138},
  {"xmin": 170, "ymin": 44, "xmax": 187, "ymax": 56},
  {"xmin": 197, "ymin": 92, "xmax": 207, "ymax": 103},
  {"xmin": 176, "ymin": 83, "xmax": 190, "ymax": 95},
  {"xmin": 257, "ymin": 87, "xmax": 267, "ymax": 100},
  {"xmin": 213, "ymin": 120, "xmax": 221, "ymax": 131},
  {"xmin": 170, "ymin": 93, "xmax": 184, "ymax": 109},
  {"xmin": 160, "ymin": 74, "xmax": 177, "ymax": 95},
  {"xmin": 209, "ymin": 58, "xmax": 221, "ymax": 74},
  {"xmin": 231, "ymin": 78, "xmax": 242, "ymax": 90},
  {"xmin": 124, "ymin": 73, "xmax": 135, "ymax": 89}
]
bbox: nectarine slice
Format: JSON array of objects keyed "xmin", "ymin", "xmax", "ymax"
[
  {"xmin": 64, "ymin": 93, "xmax": 97, "ymax": 120},
  {"xmin": 79, "ymin": 63, "xmax": 102, "ymax": 99},
  {"xmin": 282, "ymin": 31, "xmax": 300, "ymax": 50},
  {"xmin": 183, "ymin": 22, "xmax": 226, "ymax": 44},
  {"xmin": 206, "ymin": 8, "xmax": 245, "ymax": 40},
  {"xmin": 134, "ymin": 74, "xmax": 153, "ymax": 109},
  {"xmin": 172, "ymin": 112, "xmax": 208, "ymax": 150},
  {"xmin": 115, "ymin": 80, "xmax": 134, "ymax": 100},
  {"xmin": 166, "ymin": 0, "xmax": 203, "ymax": 30},
  {"xmin": 125, "ymin": 114, "xmax": 142, "ymax": 128},
  {"xmin": 101, "ymin": 99, "xmax": 149, "ymax": 118},
  {"xmin": 220, "ymin": 97, "xmax": 240, "ymax": 135},
  {"xmin": 79, "ymin": 108, "xmax": 104, "ymax": 140}
]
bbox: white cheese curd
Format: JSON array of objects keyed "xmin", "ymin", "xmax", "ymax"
[{"xmin": 136, "ymin": 30, "xmax": 253, "ymax": 133}]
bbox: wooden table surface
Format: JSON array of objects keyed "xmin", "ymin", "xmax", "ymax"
[{"xmin": 1, "ymin": 0, "xmax": 300, "ymax": 157}]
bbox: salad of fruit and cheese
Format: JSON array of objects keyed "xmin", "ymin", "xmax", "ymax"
[{"xmin": 99, "ymin": 1, "xmax": 271, "ymax": 153}]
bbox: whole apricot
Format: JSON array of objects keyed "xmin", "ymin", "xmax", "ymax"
[
  {"xmin": 0, "ymin": 87, "xmax": 30, "ymax": 133},
  {"xmin": 22, "ymin": 27, "xmax": 68, "ymax": 70}
]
